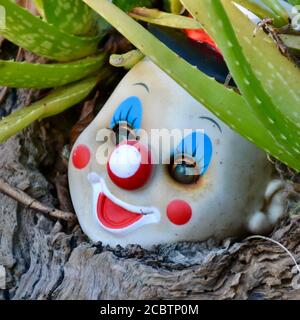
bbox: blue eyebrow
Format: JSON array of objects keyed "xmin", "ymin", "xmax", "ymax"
[
  {"xmin": 110, "ymin": 96, "xmax": 143, "ymax": 129},
  {"xmin": 175, "ymin": 131, "xmax": 213, "ymax": 175}
]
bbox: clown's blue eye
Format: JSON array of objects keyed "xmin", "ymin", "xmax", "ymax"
[
  {"xmin": 110, "ymin": 96, "xmax": 142, "ymax": 130},
  {"xmin": 110, "ymin": 96, "xmax": 143, "ymax": 145},
  {"xmin": 170, "ymin": 131, "xmax": 213, "ymax": 184}
]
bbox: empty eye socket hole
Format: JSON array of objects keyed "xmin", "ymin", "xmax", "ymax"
[{"xmin": 169, "ymin": 154, "xmax": 201, "ymax": 185}]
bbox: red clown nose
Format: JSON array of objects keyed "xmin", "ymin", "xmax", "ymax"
[{"xmin": 107, "ymin": 140, "xmax": 153, "ymax": 190}]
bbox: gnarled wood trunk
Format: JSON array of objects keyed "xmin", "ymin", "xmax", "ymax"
[{"xmin": 1, "ymin": 86, "xmax": 300, "ymax": 301}]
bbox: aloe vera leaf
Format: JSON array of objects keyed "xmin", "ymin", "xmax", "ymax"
[
  {"xmin": 0, "ymin": 0, "xmax": 99, "ymax": 61},
  {"xmin": 260, "ymin": 0, "xmax": 290, "ymax": 25},
  {"xmin": 221, "ymin": 2, "xmax": 300, "ymax": 131},
  {"xmin": 109, "ymin": 50, "xmax": 144, "ymax": 69},
  {"xmin": 287, "ymin": 0, "xmax": 300, "ymax": 5},
  {"xmin": 182, "ymin": 0, "xmax": 300, "ymax": 157},
  {"xmin": 112, "ymin": 0, "xmax": 156, "ymax": 13},
  {"xmin": 280, "ymin": 34, "xmax": 300, "ymax": 55},
  {"xmin": 232, "ymin": 0, "xmax": 281, "ymax": 24},
  {"xmin": 83, "ymin": 0, "xmax": 300, "ymax": 171},
  {"xmin": 233, "ymin": 0, "xmax": 290, "ymax": 26},
  {"xmin": 39, "ymin": 0, "xmax": 96, "ymax": 36},
  {"xmin": 163, "ymin": 0, "xmax": 183, "ymax": 14},
  {"xmin": 0, "ymin": 72, "xmax": 109, "ymax": 143},
  {"xmin": 41, "ymin": 69, "xmax": 110, "ymax": 118},
  {"xmin": 0, "ymin": 53, "xmax": 106, "ymax": 88},
  {"xmin": 129, "ymin": 8, "xmax": 201, "ymax": 29}
]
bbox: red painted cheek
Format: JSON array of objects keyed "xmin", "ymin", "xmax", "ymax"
[
  {"xmin": 72, "ymin": 144, "xmax": 91, "ymax": 169},
  {"xmin": 167, "ymin": 200, "xmax": 192, "ymax": 226}
]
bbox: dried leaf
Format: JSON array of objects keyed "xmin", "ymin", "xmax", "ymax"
[
  {"xmin": 0, "ymin": 86, "xmax": 8, "ymax": 104},
  {"xmin": 104, "ymin": 32, "xmax": 134, "ymax": 54},
  {"xmin": 0, "ymin": 36, "xmax": 5, "ymax": 47},
  {"xmin": 69, "ymin": 92, "xmax": 99, "ymax": 146},
  {"xmin": 54, "ymin": 174, "xmax": 74, "ymax": 213},
  {"xmin": 16, "ymin": 0, "xmax": 39, "ymax": 15}
]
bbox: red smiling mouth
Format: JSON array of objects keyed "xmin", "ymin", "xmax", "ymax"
[
  {"xmin": 97, "ymin": 193, "xmax": 143, "ymax": 229},
  {"xmin": 88, "ymin": 173, "xmax": 160, "ymax": 233}
]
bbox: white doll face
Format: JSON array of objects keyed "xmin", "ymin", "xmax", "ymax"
[{"xmin": 68, "ymin": 59, "xmax": 272, "ymax": 248}]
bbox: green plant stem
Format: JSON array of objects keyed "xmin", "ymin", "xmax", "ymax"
[
  {"xmin": 109, "ymin": 50, "xmax": 144, "ymax": 69},
  {"xmin": 129, "ymin": 8, "xmax": 201, "ymax": 29}
]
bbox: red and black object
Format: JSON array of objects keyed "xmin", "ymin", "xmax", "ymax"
[
  {"xmin": 184, "ymin": 28, "xmax": 221, "ymax": 54},
  {"xmin": 148, "ymin": 25, "xmax": 235, "ymax": 86}
]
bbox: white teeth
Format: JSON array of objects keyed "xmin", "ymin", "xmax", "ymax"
[{"xmin": 88, "ymin": 173, "xmax": 161, "ymax": 235}]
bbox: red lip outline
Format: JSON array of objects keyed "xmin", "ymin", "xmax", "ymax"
[{"xmin": 97, "ymin": 193, "xmax": 143, "ymax": 229}]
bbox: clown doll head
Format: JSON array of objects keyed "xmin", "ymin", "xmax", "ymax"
[
  {"xmin": 69, "ymin": 25, "xmax": 285, "ymax": 248},
  {"xmin": 68, "ymin": 55, "xmax": 285, "ymax": 248}
]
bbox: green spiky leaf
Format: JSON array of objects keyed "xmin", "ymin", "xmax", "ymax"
[
  {"xmin": 260, "ymin": 0, "xmax": 290, "ymax": 25},
  {"xmin": 0, "ymin": 53, "xmax": 106, "ymax": 88},
  {"xmin": 224, "ymin": 1, "xmax": 300, "ymax": 137},
  {"xmin": 0, "ymin": 71, "xmax": 110, "ymax": 143},
  {"xmin": 38, "ymin": 0, "xmax": 96, "ymax": 36},
  {"xmin": 112, "ymin": 0, "xmax": 156, "ymax": 12},
  {"xmin": 182, "ymin": 0, "xmax": 300, "ymax": 159},
  {"xmin": 287, "ymin": 0, "xmax": 300, "ymax": 5},
  {"xmin": 0, "ymin": 0, "xmax": 99, "ymax": 61},
  {"xmin": 83, "ymin": 0, "xmax": 300, "ymax": 171},
  {"xmin": 232, "ymin": 0, "xmax": 282, "ymax": 25},
  {"xmin": 234, "ymin": 0, "xmax": 290, "ymax": 27}
]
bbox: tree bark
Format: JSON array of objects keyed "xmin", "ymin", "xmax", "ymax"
[{"xmin": 0, "ymin": 89, "xmax": 300, "ymax": 300}]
